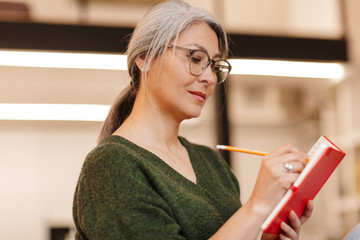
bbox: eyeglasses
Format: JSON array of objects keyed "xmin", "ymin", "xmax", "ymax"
[{"xmin": 168, "ymin": 44, "xmax": 231, "ymax": 84}]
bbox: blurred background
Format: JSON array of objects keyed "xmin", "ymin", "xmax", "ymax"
[{"xmin": 0, "ymin": 0, "xmax": 359, "ymax": 239}]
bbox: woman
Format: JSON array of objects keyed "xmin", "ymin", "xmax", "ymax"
[{"xmin": 73, "ymin": 1, "xmax": 312, "ymax": 239}]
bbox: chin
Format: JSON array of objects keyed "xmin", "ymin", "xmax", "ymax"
[
  {"xmin": 177, "ymin": 104, "xmax": 204, "ymax": 121},
  {"xmin": 184, "ymin": 110, "xmax": 202, "ymax": 120}
]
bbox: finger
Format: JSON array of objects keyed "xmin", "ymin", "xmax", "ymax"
[
  {"xmin": 272, "ymin": 144, "xmax": 308, "ymax": 159},
  {"xmin": 300, "ymin": 200, "xmax": 314, "ymax": 224},
  {"xmin": 280, "ymin": 222, "xmax": 298, "ymax": 239},
  {"xmin": 276, "ymin": 172, "xmax": 301, "ymax": 190},
  {"xmin": 279, "ymin": 233, "xmax": 290, "ymax": 240},
  {"xmin": 288, "ymin": 210, "xmax": 301, "ymax": 233},
  {"xmin": 277, "ymin": 152, "xmax": 309, "ymax": 167},
  {"xmin": 265, "ymin": 153, "xmax": 308, "ymax": 172},
  {"xmin": 282, "ymin": 161, "xmax": 305, "ymax": 173}
]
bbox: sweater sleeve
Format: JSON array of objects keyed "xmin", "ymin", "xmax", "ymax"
[{"xmin": 73, "ymin": 144, "xmax": 186, "ymax": 240}]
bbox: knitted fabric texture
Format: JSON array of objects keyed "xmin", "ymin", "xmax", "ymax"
[{"xmin": 73, "ymin": 135, "xmax": 242, "ymax": 240}]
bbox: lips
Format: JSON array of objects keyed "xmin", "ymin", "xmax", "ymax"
[{"xmin": 189, "ymin": 91, "xmax": 206, "ymax": 101}]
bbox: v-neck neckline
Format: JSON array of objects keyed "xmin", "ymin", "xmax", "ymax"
[{"xmin": 107, "ymin": 135, "xmax": 206, "ymax": 188}]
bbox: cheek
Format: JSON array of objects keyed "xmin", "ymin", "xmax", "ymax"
[
  {"xmin": 207, "ymin": 84, "xmax": 216, "ymax": 97},
  {"xmin": 145, "ymin": 59, "xmax": 168, "ymax": 87},
  {"xmin": 163, "ymin": 54, "xmax": 192, "ymax": 81}
]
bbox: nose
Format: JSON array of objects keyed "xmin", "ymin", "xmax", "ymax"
[{"xmin": 198, "ymin": 64, "xmax": 216, "ymax": 85}]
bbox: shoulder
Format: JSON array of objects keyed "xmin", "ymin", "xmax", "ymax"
[
  {"xmin": 76, "ymin": 135, "xmax": 154, "ymax": 199},
  {"xmin": 80, "ymin": 135, "xmax": 148, "ymax": 186},
  {"xmin": 84, "ymin": 135, "xmax": 142, "ymax": 168},
  {"xmin": 88, "ymin": 135, "xmax": 136, "ymax": 157}
]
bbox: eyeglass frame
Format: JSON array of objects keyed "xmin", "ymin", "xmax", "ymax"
[{"xmin": 167, "ymin": 44, "xmax": 232, "ymax": 84}]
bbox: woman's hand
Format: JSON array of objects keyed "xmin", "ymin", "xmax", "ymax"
[
  {"xmin": 278, "ymin": 200, "xmax": 314, "ymax": 239},
  {"xmin": 248, "ymin": 144, "xmax": 309, "ymax": 214},
  {"xmin": 261, "ymin": 200, "xmax": 313, "ymax": 240},
  {"xmin": 212, "ymin": 143, "xmax": 312, "ymax": 240}
]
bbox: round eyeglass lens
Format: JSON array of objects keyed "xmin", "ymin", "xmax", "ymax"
[
  {"xmin": 214, "ymin": 60, "xmax": 230, "ymax": 83},
  {"xmin": 188, "ymin": 51, "xmax": 231, "ymax": 83},
  {"xmin": 189, "ymin": 51, "xmax": 208, "ymax": 75}
]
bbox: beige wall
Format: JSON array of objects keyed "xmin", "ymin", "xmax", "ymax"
[
  {"xmin": 14, "ymin": 0, "xmax": 343, "ymax": 37},
  {"xmin": 0, "ymin": 121, "xmax": 101, "ymax": 239}
]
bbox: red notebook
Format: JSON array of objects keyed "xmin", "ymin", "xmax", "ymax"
[{"xmin": 261, "ymin": 136, "xmax": 346, "ymax": 234}]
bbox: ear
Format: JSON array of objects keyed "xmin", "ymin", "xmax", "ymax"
[{"xmin": 135, "ymin": 56, "xmax": 149, "ymax": 72}]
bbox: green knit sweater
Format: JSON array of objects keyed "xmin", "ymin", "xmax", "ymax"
[{"xmin": 73, "ymin": 135, "xmax": 242, "ymax": 240}]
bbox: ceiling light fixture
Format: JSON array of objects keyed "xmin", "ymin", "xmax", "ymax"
[
  {"xmin": 229, "ymin": 59, "xmax": 345, "ymax": 81},
  {"xmin": 0, "ymin": 50, "xmax": 127, "ymax": 70},
  {"xmin": 0, "ymin": 50, "xmax": 345, "ymax": 80},
  {"xmin": 0, "ymin": 103, "xmax": 110, "ymax": 121}
]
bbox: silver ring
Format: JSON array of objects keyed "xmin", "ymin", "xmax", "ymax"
[{"xmin": 284, "ymin": 162, "xmax": 293, "ymax": 173}]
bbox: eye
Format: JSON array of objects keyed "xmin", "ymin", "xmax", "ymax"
[
  {"xmin": 189, "ymin": 50, "xmax": 207, "ymax": 64},
  {"xmin": 190, "ymin": 55, "xmax": 202, "ymax": 64}
]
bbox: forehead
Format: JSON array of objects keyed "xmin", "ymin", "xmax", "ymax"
[{"xmin": 176, "ymin": 22, "xmax": 220, "ymax": 57}]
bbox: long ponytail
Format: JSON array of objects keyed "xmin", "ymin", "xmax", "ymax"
[{"xmin": 97, "ymin": 86, "xmax": 131, "ymax": 142}]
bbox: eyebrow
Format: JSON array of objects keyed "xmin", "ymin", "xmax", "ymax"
[{"xmin": 186, "ymin": 43, "xmax": 222, "ymax": 59}]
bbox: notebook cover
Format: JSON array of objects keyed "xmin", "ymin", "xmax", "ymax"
[{"xmin": 261, "ymin": 141, "xmax": 346, "ymax": 234}]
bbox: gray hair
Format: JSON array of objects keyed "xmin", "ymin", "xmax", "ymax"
[
  {"xmin": 98, "ymin": 0, "xmax": 229, "ymax": 142},
  {"xmin": 127, "ymin": 0, "xmax": 228, "ymax": 84}
]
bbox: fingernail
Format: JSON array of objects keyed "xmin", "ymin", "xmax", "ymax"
[{"xmin": 280, "ymin": 222, "xmax": 286, "ymax": 228}]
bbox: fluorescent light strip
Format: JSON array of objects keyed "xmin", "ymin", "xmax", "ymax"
[
  {"xmin": 0, "ymin": 104, "xmax": 110, "ymax": 121},
  {"xmin": 229, "ymin": 59, "xmax": 344, "ymax": 81},
  {"xmin": 0, "ymin": 50, "xmax": 345, "ymax": 79},
  {"xmin": 0, "ymin": 50, "xmax": 127, "ymax": 70}
]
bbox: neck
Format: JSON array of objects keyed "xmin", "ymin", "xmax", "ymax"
[{"xmin": 113, "ymin": 98, "xmax": 182, "ymax": 150}]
